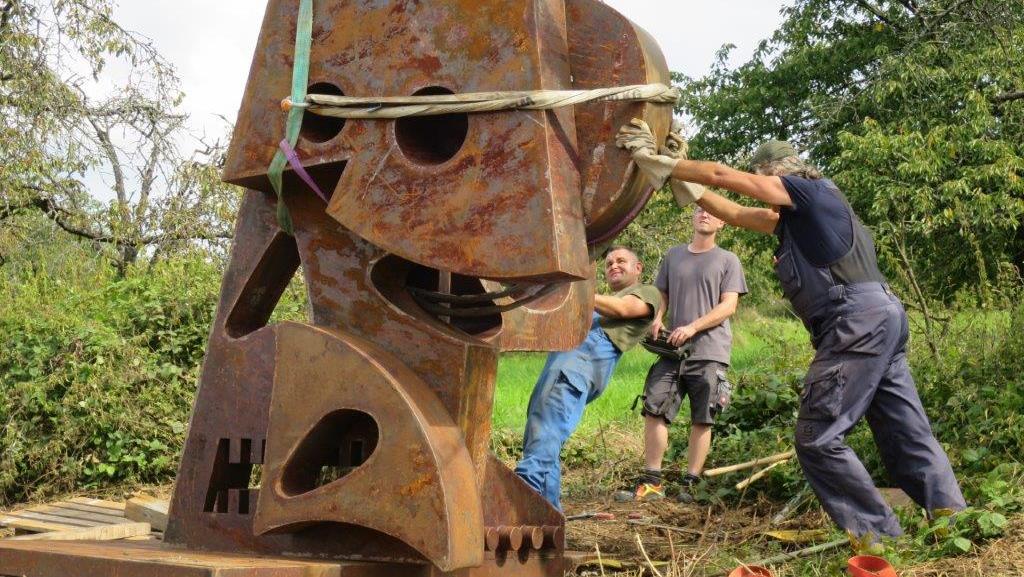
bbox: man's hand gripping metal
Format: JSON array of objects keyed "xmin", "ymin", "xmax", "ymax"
[{"xmin": 615, "ymin": 118, "xmax": 705, "ymax": 208}]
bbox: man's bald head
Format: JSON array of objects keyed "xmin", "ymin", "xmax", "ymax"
[{"xmin": 602, "ymin": 246, "xmax": 643, "ymax": 291}]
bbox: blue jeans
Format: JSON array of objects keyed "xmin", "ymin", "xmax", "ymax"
[{"xmin": 514, "ymin": 314, "xmax": 621, "ymax": 510}]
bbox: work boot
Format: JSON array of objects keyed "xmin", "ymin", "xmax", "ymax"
[
  {"xmin": 675, "ymin": 473, "xmax": 701, "ymax": 504},
  {"xmin": 614, "ymin": 482, "xmax": 665, "ymax": 502}
]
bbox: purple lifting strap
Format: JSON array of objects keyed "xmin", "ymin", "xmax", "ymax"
[{"xmin": 279, "ymin": 139, "xmax": 330, "ymax": 203}]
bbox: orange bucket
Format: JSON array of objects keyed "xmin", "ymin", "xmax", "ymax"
[
  {"xmin": 848, "ymin": 555, "xmax": 897, "ymax": 577},
  {"xmin": 728, "ymin": 565, "xmax": 774, "ymax": 577}
]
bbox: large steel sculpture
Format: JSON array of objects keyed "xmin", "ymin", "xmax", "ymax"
[{"xmin": 0, "ymin": 1, "xmax": 671, "ymax": 575}]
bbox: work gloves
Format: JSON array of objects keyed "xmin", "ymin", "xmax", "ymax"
[{"xmin": 616, "ymin": 118, "xmax": 705, "ymax": 208}]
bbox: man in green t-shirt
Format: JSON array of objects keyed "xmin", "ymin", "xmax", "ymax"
[{"xmin": 515, "ymin": 246, "xmax": 663, "ymax": 510}]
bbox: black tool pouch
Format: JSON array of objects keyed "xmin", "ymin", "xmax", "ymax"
[{"xmin": 641, "ymin": 329, "xmax": 692, "ymax": 362}]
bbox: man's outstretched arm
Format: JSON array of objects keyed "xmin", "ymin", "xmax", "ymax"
[
  {"xmin": 671, "ymin": 159, "xmax": 793, "ymax": 207},
  {"xmin": 697, "ymin": 189, "xmax": 780, "ymax": 235},
  {"xmin": 595, "ymin": 294, "xmax": 653, "ymax": 320}
]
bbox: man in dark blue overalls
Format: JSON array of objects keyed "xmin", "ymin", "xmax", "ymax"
[{"xmin": 616, "ymin": 122, "xmax": 965, "ymax": 547}]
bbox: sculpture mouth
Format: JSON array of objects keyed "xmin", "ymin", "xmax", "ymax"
[
  {"xmin": 408, "ymin": 282, "xmax": 558, "ymax": 319},
  {"xmin": 371, "ymin": 254, "xmax": 569, "ymax": 337}
]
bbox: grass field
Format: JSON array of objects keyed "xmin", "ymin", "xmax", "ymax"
[{"xmin": 491, "ymin": 308, "xmax": 808, "ymax": 434}]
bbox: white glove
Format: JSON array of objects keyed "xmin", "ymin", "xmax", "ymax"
[
  {"xmin": 632, "ymin": 152, "xmax": 678, "ymax": 189},
  {"xmin": 669, "ymin": 179, "xmax": 705, "ymax": 208},
  {"xmin": 615, "ymin": 118, "xmax": 659, "ymax": 155}
]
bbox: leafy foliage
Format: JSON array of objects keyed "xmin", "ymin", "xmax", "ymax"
[
  {"xmin": 0, "ymin": 0, "xmax": 238, "ymax": 275},
  {"xmin": 0, "ymin": 255, "xmax": 307, "ymax": 505},
  {"xmin": 677, "ymin": 0, "xmax": 1024, "ymax": 304}
]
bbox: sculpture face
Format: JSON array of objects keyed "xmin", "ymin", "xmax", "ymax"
[{"xmin": 224, "ymin": 0, "xmax": 670, "ymax": 286}]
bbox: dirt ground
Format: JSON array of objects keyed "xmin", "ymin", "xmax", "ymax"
[{"xmin": 562, "ymin": 495, "xmax": 1024, "ymax": 577}]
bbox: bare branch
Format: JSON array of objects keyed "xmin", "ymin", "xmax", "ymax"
[
  {"xmin": 16, "ymin": 187, "xmax": 115, "ymax": 243},
  {"xmin": 136, "ymin": 126, "xmax": 168, "ymax": 222},
  {"xmin": 86, "ymin": 117, "xmax": 127, "ymax": 205}
]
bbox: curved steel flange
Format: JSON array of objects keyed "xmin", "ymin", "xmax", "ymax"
[{"xmin": 254, "ymin": 322, "xmax": 484, "ymax": 571}]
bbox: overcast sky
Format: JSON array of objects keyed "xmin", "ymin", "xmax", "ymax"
[{"xmin": 108, "ymin": 1, "xmax": 790, "ymax": 139}]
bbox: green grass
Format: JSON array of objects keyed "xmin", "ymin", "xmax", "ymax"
[{"xmin": 491, "ymin": 308, "xmax": 808, "ymax": 434}]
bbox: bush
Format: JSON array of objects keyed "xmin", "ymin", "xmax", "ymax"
[
  {"xmin": 0, "ymin": 258, "xmax": 219, "ymax": 504},
  {"xmin": 0, "ymin": 255, "xmax": 305, "ymax": 505}
]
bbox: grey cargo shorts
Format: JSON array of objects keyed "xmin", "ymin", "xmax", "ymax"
[{"xmin": 641, "ymin": 358, "xmax": 728, "ymax": 425}]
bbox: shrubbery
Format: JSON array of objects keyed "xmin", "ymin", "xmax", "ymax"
[{"xmin": 0, "ymin": 257, "xmax": 221, "ymax": 504}]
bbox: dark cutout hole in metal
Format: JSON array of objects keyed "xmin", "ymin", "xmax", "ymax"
[
  {"xmin": 300, "ymin": 82, "xmax": 346, "ymax": 143},
  {"xmin": 225, "ymin": 231, "xmax": 301, "ymax": 339},
  {"xmin": 369, "ymin": 255, "xmax": 503, "ymax": 336},
  {"xmin": 369, "ymin": 255, "xmax": 504, "ymax": 338},
  {"xmin": 203, "ymin": 438, "xmax": 264, "ymax": 514},
  {"xmin": 280, "ymin": 409, "xmax": 379, "ymax": 497},
  {"xmin": 395, "ymin": 86, "xmax": 468, "ymax": 165}
]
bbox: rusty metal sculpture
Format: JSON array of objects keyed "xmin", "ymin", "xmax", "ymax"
[{"xmin": 0, "ymin": 1, "xmax": 671, "ymax": 575}]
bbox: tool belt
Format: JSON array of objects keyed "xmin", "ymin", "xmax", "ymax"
[{"xmin": 641, "ymin": 329, "xmax": 692, "ymax": 362}]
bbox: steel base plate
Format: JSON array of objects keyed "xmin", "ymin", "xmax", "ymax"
[{"xmin": 0, "ymin": 540, "xmax": 572, "ymax": 577}]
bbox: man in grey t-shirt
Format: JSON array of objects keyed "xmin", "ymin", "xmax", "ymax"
[{"xmin": 616, "ymin": 206, "xmax": 748, "ymax": 503}]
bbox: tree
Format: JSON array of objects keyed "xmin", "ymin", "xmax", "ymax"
[
  {"xmin": 1, "ymin": 0, "xmax": 237, "ymax": 275},
  {"xmin": 676, "ymin": 0, "xmax": 1024, "ymax": 311}
]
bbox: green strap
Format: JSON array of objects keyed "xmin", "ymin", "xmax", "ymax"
[{"xmin": 268, "ymin": 0, "xmax": 314, "ymax": 235}]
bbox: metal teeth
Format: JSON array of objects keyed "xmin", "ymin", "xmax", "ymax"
[
  {"xmin": 484, "ymin": 525, "xmax": 561, "ymax": 552},
  {"xmin": 484, "ymin": 527, "xmax": 501, "ymax": 551},
  {"xmin": 542, "ymin": 525, "xmax": 563, "ymax": 549},
  {"xmin": 524, "ymin": 525, "xmax": 545, "ymax": 550},
  {"xmin": 498, "ymin": 526, "xmax": 523, "ymax": 551}
]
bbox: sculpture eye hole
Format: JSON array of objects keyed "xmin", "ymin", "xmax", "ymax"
[
  {"xmin": 395, "ymin": 86, "xmax": 468, "ymax": 165},
  {"xmin": 301, "ymin": 82, "xmax": 347, "ymax": 143}
]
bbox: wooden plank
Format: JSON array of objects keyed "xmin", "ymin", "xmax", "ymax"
[
  {"xmin": 124, "ymin": 496, "xmax": 169, "ymax": 533},
  {"xmin": 0, "ymin": 539, "xmax": 366, "ymax": 577},
  {"xmin": 51, "ymin": 501, "xmax": 127, "ymax": 518},
  {"xmin": 7, "ymin": 522, "xmax": 151, "ymax": 541},
  {"xmin": 1, "ymin": 511, "xmax": 97, "ymax": 529},
  {"xmin": 67, "ymin": 497, "xmax": 126, "ymax": 512},
  {"xmin": 0, "ymin": 517, "xmax": 71, "ymax": 534},
  {"xmin": 24, "ymin": 503, "xmax": 127, "ymax": 526}
]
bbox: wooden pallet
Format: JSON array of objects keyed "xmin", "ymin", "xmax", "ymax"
[
  {"xmin": 0, "ymin": 496, "xmax": 169, "ymax": 544},
  {"xmin": 0, "ymin": 498, "xmax": 128, "ymax": 534}
]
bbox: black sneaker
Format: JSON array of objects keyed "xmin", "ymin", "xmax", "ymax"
[{"xmin": 675, "ymin": 473, "xmax": 701, "ymax": 504}]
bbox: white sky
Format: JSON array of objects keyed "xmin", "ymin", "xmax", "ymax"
[{"xmin": 110, "ymin": 1, "xmax": 789, "ymax": 139}]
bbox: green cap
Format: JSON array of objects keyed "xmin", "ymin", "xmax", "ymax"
[{"xmin": 750, "ymin": 139, "xmax": 799, "ymax": 168}]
